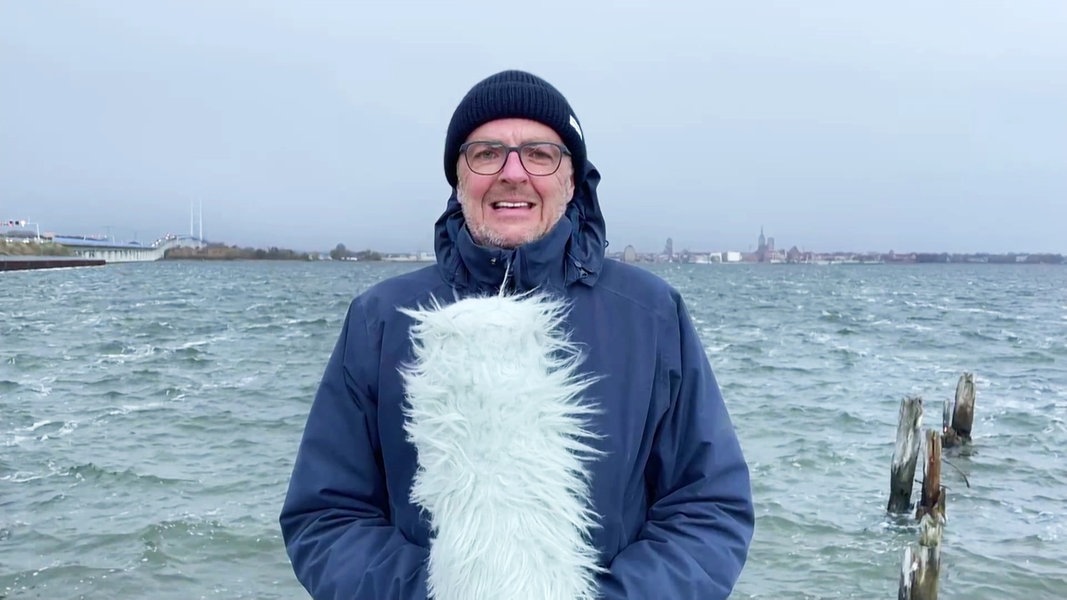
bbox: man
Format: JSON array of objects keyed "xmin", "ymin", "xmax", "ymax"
[{"xmin": 280, "ymin": 69, "xmax": 754, "ymax": 599}]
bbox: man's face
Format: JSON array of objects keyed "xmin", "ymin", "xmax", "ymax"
[{"xmin": 456, "ymin": 118, "xmax": 575, "ymax": 249}]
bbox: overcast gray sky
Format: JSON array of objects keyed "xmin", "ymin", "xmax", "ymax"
[{"xmin": 2, "ymin": 1, "xmax": 1064, "ymax": 254}]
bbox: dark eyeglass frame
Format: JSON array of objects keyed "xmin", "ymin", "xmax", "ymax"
[{"xmin": 459, "ymin": 141, "xmax": 572, "ymax": 177}]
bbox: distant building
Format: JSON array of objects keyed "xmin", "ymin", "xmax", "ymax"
[
  {"xmin": 382, "ymin": 251, "xmax": 435, "ymax": 262},
  {"xmin": 622, "ymin": 245, "xmax": 638, "ymax": 263},
  {"xmin": 786, "ymin": 246, "xmax": 815, "ymax": 263},
  {"xmin": 756, "ymin": 227, "xmax": 776, "ymax": 262}
]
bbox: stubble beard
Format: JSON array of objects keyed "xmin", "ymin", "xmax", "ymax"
[{"xmin": 457, "ymin": 189, "xmax": 568, "ymax": 250}]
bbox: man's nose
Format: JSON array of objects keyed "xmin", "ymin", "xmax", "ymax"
[{"xmin": 499, "ymin": 150, "xmax": 528, "ymax": 181}]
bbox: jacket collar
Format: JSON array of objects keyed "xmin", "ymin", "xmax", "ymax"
[{"xmin": 434, "ymin": 163, "xmax": 606, "ymax": 295}]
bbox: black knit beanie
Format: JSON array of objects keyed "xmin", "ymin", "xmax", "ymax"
[{"xmin": 444, "ymin": 70, "xmax": 586, "ymax": 188}]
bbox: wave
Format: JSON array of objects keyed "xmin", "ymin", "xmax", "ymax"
[
  {"xmin": 22, "ymin": 419, "xmax": 77, "ymax": 439},
  {"xmin": 97, "ymin": 343, "xmax": 159, "ymax": 364},
  {"xmin": 55, "ymin": 462, "xmax": 194, "ymax": 487},
  {"xmin": 101, "ymin": 401, "xmax": 169, "ymax": 416},
  {"xmin": 240, "ymin": 322, "xmax": 285, "ymax": 332}
]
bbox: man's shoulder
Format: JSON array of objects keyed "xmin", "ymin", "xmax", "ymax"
[
  {"xmin": 352, "ymin": 265, "xmax": 447, "ymax": 317},
  {"xmin": 595, "ymin": 259, "xmax": 682, "ymax": 312},
  {"xmin": 599, "ymin": 259, "xmax": 670, "ymax": 287}
]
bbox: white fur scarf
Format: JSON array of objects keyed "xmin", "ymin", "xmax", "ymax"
[{"xmin": 401, "ymin": 293, "xmax": 603, "ymax": 600}]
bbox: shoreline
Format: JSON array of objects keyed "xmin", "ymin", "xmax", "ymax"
[{"xmin": 0, "ymin": 256, "xmax": 106, "ymax": 271}]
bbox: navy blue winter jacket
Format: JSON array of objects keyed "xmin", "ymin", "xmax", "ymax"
[{"xmin": 280, "ymin": 164, "xmax": 754, "ymax": 599}]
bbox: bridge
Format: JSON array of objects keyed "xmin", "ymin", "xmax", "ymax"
[{"xmin": 52, "ymin": 234, "xmax": 205, "ymax": 263}]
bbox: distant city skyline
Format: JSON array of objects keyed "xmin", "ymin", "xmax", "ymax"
[
  {"xmin": 2, "ymin": 2, "xmax": 1065, "ymax": 254},
  {"xmin": 3, "ymin": 216, "xmax": 1061, "ymax": 259}
]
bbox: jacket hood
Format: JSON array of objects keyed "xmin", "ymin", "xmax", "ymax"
[{"xmin": 434, "ymin": 161, "xmax": 606, "ymax": 294}]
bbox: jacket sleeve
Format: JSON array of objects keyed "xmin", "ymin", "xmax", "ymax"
[
  {"xmin": 280, "ymin": 299, "xmax": 429, "ymax": 599},
  {"xmin": 598, "ymin": 297, "xmax": 754, "ymax": 600}
]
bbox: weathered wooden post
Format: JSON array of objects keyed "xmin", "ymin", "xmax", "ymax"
[
  {"xmin": 899, "ymin": 512, "xmax": 944, "ymax": 600},
  {"xmin": 917, "ymin": 430, "xmax": 944, "ymax": 521},
  {"xmin": 888, "ymin": 396, "xmax": 923, "ymax": 513},
  {"xmin": 900, "ymin": 430, "xmax": 945, "ymax": 599},
  {"xmin": 943, "ymin": 372, "xmax": 976, "ymax": 448},
  {"xmin": 899, "ymin": 546, "xmax": 914, "ymax": 600}
]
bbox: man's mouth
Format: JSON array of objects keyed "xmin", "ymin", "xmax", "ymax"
[{"xmin": 491, "ymin": 201, "xmax": 533, "ymax": 210}]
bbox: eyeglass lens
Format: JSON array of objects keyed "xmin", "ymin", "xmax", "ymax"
[{"xmin": 465, "ymin": 142, "xmax": 564, "ymax": 176}]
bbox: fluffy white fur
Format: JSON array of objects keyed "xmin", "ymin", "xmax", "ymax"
[{"xmin": 400, "ymin": 293, "xmax": 603, "ymax": 600}]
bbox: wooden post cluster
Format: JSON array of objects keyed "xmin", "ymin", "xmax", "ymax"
[{"xmin": 892, "ymin": 373, "xmax": 976, "ymax": 600}]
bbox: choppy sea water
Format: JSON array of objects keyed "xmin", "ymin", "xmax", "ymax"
[{"xmin": 2, "ymin": 261, "xmax": 1065, "ymax": 599}]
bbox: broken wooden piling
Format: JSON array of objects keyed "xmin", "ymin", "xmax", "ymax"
[
  {"xmin": 900, "ymin": 513, "xmax": 944, "ymax": 600},
  {"xmin": 917, "ymin": 430, "xmax": 945, "ymax": 521},
  {"xmin": 899, "ymin": 430, "xmax": 946, "ymax": 599},
  {"xmin": 943, "ymin": 372, "xmax": 976, "ymax": 448},
  {"xmin": 888, "ymin": 396, "xmax": 923, "ymax": 514}
]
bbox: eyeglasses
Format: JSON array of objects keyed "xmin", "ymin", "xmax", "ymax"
[{"xmin": 459, "ymin": 141, "xmax": 572, "ymax": 177}]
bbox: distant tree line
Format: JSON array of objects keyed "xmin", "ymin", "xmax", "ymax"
[
  {"xmin": 165, "ymin": 244, "xmax": 311, "ymax": 260},
  {"xmin": 0, "ymin": 240, "xmax": 73, "ymax": 256},
  {"xmin": 163, "ymin": 242, "xmax": 386, "ymax": 261},
  {"xmin": 914, "ymin": 253, "xmax": 1064, "ymax": 264},
  {"xmin": 330, "ymin": 243, "xmax": 382, "ymax": 261}
]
